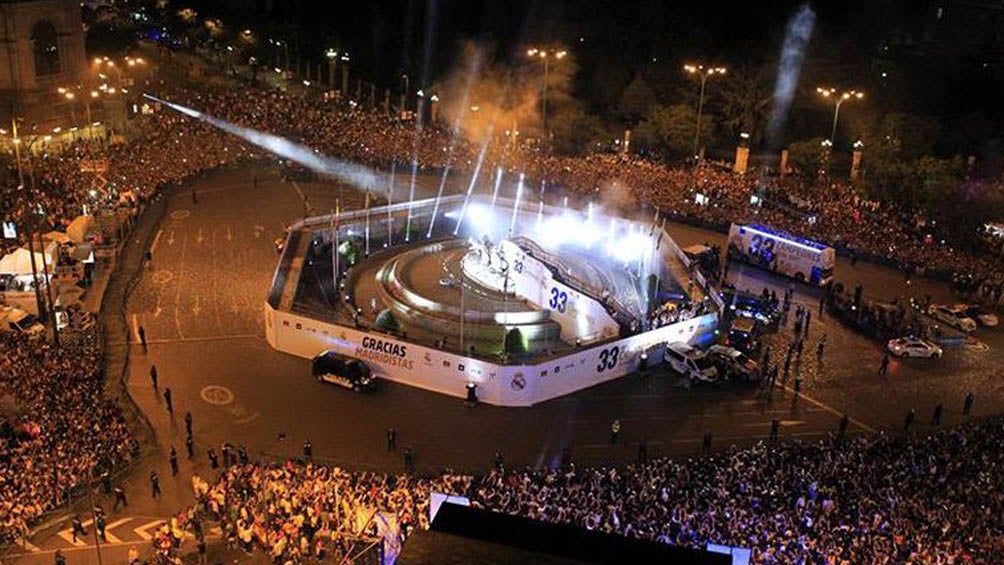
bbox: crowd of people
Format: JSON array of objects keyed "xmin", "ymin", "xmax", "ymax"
[
  {"xmin": 1, "ymin": 17, "xmax": 1001, "ymax": 284},
  {"xmin": 3, "ymin": 49, "xmax": 1004, "ymax": 561},
  {"xmin": 159, "ymin": 461, "xmax": 471, "ymax": 563},
  {"xmin": 160, "ymin": 415, "xmax": 1004, "ymax": 564},
  {"xmin": 0, "ymin": 332, "xmax": 135, "ymax": 546},
  {"xmin": 4, "ymin": 76, "xmax": 1002, "ymax": 304},
  {"xmin": 469, "ymin": 418, "xmax": 1004, "ymax": 563}
]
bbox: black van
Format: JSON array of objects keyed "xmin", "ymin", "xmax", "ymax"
[
  {"xmin": 726, "ymin": 317, "xmax": 760, "ymax": 355},
  {"xmin": 312, "ymin": 351, "xmax": 376, "ymax": 392}
]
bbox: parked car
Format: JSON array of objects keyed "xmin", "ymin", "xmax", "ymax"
[
  {"xmin": 0, "ymin": 307, "xmax": 45, "ymax": 336},
  {"xmin": 886, "ymin": 337, "xmax": 943, "ymax": 359},
  {"xmin": 962, "ymin": 305, "xmax": 999, "ymax": 327},
  {"xmin": 726, "ymin": 316, "xmax": 760, "ymax": 354},
  {"xmin": 927, "ymin": 305, "xmax": 977, "ymax": 332},
  {"xmin": 311, "ymin": 351, "xmax": 376, "ymax": 391},
  {"xmin": 663, "ymin": 342, "xmax": 719, "ymax": 383},
  {"xmin": 707, "ymin": 345, "xmax": 760, "ymax": 381}
]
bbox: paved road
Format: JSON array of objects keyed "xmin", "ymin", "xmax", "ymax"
[
  {"xmin": 6, "ymin": 514, "xmax": 216, "ymax": 563},
  {"xmin": 666, "ymin": 222, "xmax": 1004, "ymax": 431},
  {"xmin": 117, "ymin": 165, "xmax": 858, "ymax": 465},
  {"xmin": 17, "ymin": 161, "xmax": 1004, "ymax": 563}
]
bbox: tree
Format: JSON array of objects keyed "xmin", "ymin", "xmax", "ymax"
[
  {"xmin": 717, "ymin": 64, "xmax": 773, "ymax": 146},
  {"xmin": 338, "ymin": 239, "xmax": 359, "ymax": 266},
  {"xmin": 616, "ymin": 72, "xmax": 657, "ymax": 124},
  {"xmin": 786, "ymin": 137, "xmax": 827, "ymax": 176},
  {"xmin": 634, "ymin": 104, "xmax": 713, "ymax": 158},
  {"xmin": 551, "ymin": 108, "xmax": 609, "ymax": 155},
  {"xmin": 373, "ymin": 310, "xmax": 400, "ymax": 334},
  {"xmin": 870, "ymin": 113, "xmax": 940, "ymax": 160},
  {"xmin": 503, "ymin": 328, "xmax": 528, "ymax": 358}
]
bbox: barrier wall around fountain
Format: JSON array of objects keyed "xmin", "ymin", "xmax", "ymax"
[
  {"xmin": 265, "ymin": 301, "xmax": 717, "ymax": 406},
  {"xmin": 266, "ymin": 195, "xmax": 720, "ymax": 406}
]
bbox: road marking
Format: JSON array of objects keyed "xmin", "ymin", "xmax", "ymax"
[
  {"xmin": 192, "ymin": 294, "xmax": 202, "ymax": 316},
  {"xmin": 151, "ymin": 269, "xmax": 175, "ymax": 284},
  {"xmin": 670, "ymin": 430, "xmax": 834, "ymax": 443},
  {"xmin": 16, "ymin": 537, "xmax": 41, "ymax": 552},
  {"xmin": 177, "ymin": 182, "xmax": 251, "ymax": 196},
  {"xmin": 778, "ymin": 385, "xmax": 878, "ymax": 433},
  {"xmin": 742, "ymin": 420, "xmax": 806, "ymax": 428},
  {"xmin": 167, "ymin": 230, "xmax": 176, "ymax": 246},
  {"xmin": 150, "ymin": 229, "xmax": 163, "ymax": 253},
  {"xmin": 14, "ymin": 540, "xmax": 151, "ymax": 557},
  {"xmin": 131, "ymin": 314, "xmax": 140, "ymax": 343},
  {"xmin": 201, "ymin": 385, "xmax": 235, "ymax": 406},
  {"xmin": 103, "ymin": 518, "xmax": 132, "ymax": 543},
  {"xmin": 169, "ymin": 210, "xmax": 191, "ymax": 220},
  {"xmin": 196, "ymin": 228, "xmax": 205, "ymax": 244},
  {"xmin": 234, "ymin": 411, "xmax": 260, "ymax": 424},
  {"xmin": 145, "ymin": 333, "xmax": 259, "ymax": 345},
  {"xmin": 57, "ymin": 528, "xmax": 87, "ymax": 547},
  {"xmin": 134, "ymin": 519, "xmax": 165, "ymax": 541},
  {"xmin": 226, "ymin": 226, "xmax": 233, "ymax": 241}
]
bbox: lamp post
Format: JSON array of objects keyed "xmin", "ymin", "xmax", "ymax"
[
  {"xmin": 325, "ymin": 48, "xmax": 338, "ymax": 88},
  {"xmin": 400, "ymin": 73, "xmax": 409, "ymax": 113},
  {"xmin": 339, "ymin": 53, "xmax": 350, "ymax": 96},
  {"xmin": 816, "ymin": 86, "xmax": 864, "ymax": 145},
  {"xmin": 525, "ymin": 47, "xmax": 567, "ymax": 135},
  {"xmin": 683, "ymin": 64, "xmax": 727, "ymax": 161}
]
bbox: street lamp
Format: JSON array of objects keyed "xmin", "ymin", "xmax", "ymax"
[
  {"xmin": 325, "ymin": 48, "xmax": 339, "ymax": 88},
  {"xmin": 683, "ymin": 63, "xmax": 727, "ymax": 161},
  {"xmin": 525, "ymin": 47, "xmax": 568, "ymax": 135},
  {"xmin": 816, "ymin": 86, "xmax": 864, "ymax": 145},
  {"xmin": 400, "ymin": 73, "xmax": 411, "ymax": 112}
]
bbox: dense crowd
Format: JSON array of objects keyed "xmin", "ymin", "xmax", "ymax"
[
  {"xmin": 3, "ymin": 55, "xmax": 1004, "ymax": 559},
  {"xmin": 165, "ymin": 416, "xmax": 1004, "ymax": 564},
  {"xmin": 0, "ymin": 332, "xmax": 135, "ymax": 546},
  {"xmin": 4, "ymin": 76, "xmax": 1002, "ymax": 300},
  {"xmin": 161, "ymin": 462, "xmax": 470, "ymax": 563}
]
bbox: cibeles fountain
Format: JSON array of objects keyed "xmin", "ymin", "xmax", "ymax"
[
  {"xmin": 142, "ymin": 94, "xmax": 718, "ymax": 405},
  {"xmin": 266, "ymin": 191, "xmax": 720, "ymax": 406}
]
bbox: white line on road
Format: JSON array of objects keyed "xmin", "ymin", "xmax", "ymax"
[
  {"xmin": 17, "ymin": 540, "xmax": 151, "ymax": 557},
  {"xmin": 56, "ymin": 528, "xmax": 87, "ymax": 547},
  {"xmin": 150, "ymin": 229, "xmax": 163, "ymax": 253},
  {"xmin": 16, "ymin": 537, "xmax": 41, "ymax": 552},
  {"xmin": 742, "ymin": 420, "xmax": 806, "ymax": 428},
  {"xmin": 134, "ymin": 519, "xmax": 165, "ymax": 541},
  {"xmin": 779, "ymin": 385, "xmax": 878, "ymax": 433},
  {"xmin": 103, "ymin": 518, "xmax": 132, "ymax": 543},
  {"xmin": 131, "ymin": 314, "xmax": 140, "ymax": 343},
  {"xmin": 145, "ymin": 333, "xmax": 260, "ymax": 345}
]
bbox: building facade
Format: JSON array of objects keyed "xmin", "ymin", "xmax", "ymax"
[{"xmin": 0, "ymin": 0, "xmax": 86, "ymax": 130}]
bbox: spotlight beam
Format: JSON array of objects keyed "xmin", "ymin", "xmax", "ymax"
[{"xmin": 143, "ymin": 93, "xmax": 379, "ymax": 192}]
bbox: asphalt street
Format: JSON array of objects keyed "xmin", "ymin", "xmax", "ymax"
[
  {"xmin": 13, "ymin": 161, "xmax": 1004, "ymax": 563},
  {"xmin": 124, "ymin": 163, "xmax": 1004, "ymax": 475}
]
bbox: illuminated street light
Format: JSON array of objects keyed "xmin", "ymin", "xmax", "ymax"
[
  {"xmin": 525, "ymin": 46, "xmax": 570, "ymax": 135},
  {"xmin": 325, "ymin": 49, "xmax": 340, "ymax": 88},
  {"xmin": 683, "ymin": 63, "xmax": 727, "ymax": 160},
  {"xmin": 816, "ymin": 86, "xmax": 864, "ymax": 145}
]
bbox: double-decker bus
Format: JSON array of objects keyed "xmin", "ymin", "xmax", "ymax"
[{"xmin": 727, "ymin": 223, "xmax": 835, "ymax": 286}]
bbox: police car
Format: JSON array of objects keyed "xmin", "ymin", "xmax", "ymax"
[{"xmin": 312, "ymin": 351, "xmax": 376, "ymax": 392}]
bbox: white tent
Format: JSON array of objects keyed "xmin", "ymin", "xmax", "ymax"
[
  {"xmin": 0, "ymin": 244, "xmax": 57, "ymax": 275},
  {"xmin": 66, "ymin": 215, "xmax": 94, "ymax": 244},
  {"xmin": 43, "ymin": 231, "xmax": 72, "ymax": 244}
]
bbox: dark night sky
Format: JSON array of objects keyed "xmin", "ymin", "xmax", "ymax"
[{"xmin": 187, "ymin": 0, "xmax": 1003, "ymax": 152}]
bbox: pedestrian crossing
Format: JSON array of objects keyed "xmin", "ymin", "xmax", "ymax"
[{"xmin": 11, "ymin": 516, "xmax": 222, "ymax": 556}]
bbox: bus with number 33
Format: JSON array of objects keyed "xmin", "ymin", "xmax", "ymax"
[{"xmin": 727, "ymin": 223, "xmax": 835, "ymax": 286}]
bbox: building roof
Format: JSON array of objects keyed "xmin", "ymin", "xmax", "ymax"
[{"xmin": 396, "ymin": 502, "xmax": 731, "ymax": 565}]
